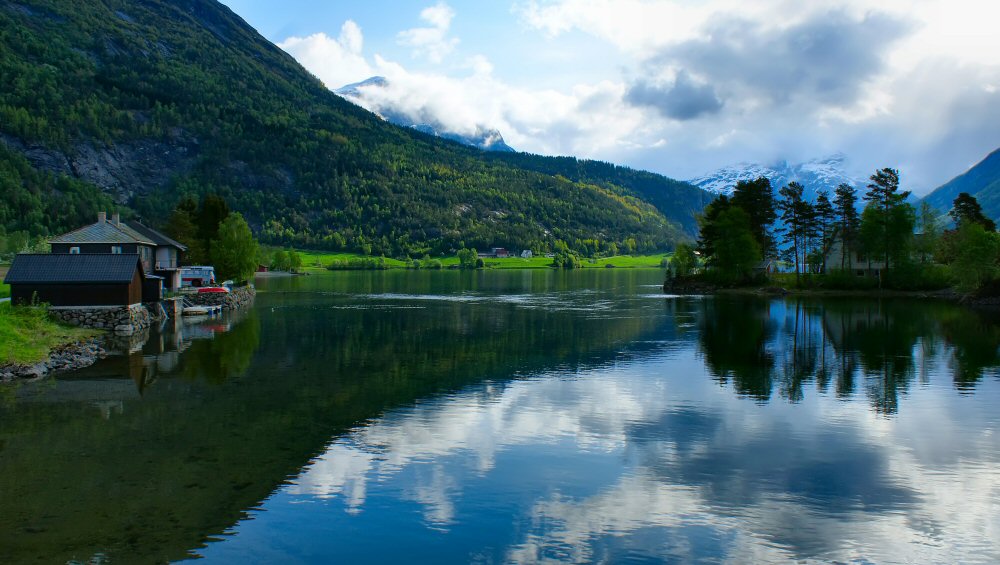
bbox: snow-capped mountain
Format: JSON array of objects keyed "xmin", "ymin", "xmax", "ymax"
[
  {"xmin": 335, "ymin": 77, "xmax": 515, "ymax": 153},
  {"xmin": 688, "ymin": 154, "xmax": 865, "ymax": 200}
]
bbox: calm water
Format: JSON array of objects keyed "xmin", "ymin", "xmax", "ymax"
[{"xmin": 2, "ymin": 270, "xmax": 1000, "ymax": 564}]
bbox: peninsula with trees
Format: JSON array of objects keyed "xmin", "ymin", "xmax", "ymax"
[{"xmin": 669, "ymin": 167, "xmax": 1000, "ymax": 297}]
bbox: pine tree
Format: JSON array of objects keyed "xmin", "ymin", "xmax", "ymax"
[
  {"xmin": 863, "ymin": 168, "xmax": 911, "ymax": 273},
  {"xmin": 813, "ymin": 190, "xmax": 835, "ymax": 273},
  {"xmin": 778, "ymin": 182, "xmax": 809, "ymax": 283},
  {"xmin": 731, "ymin": 178, "xmax": 777, "ymax": 258},
  {"xmin": 950, "ymin": 192, "xmax": 996, "ymax": 232},
  {"xmin": 833, "ymin": 184, "xmax": 860, "ymax": 271}
]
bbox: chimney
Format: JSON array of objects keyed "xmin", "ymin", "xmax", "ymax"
[
  {"xmin": 112, "ymin": 213, "xmax": 121, "ymax": 226},
  {"xmin": 98, "ymin": 211, "xmax": 107, "ymax": 224}
]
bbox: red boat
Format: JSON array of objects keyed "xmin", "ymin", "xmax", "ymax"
[{"xmin": 197, "ymin": 286, "xmax": 230, "ymax": 294}]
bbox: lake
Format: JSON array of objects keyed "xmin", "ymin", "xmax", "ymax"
[{"xmin": 2, "ymin": 269, "xmax": 999, "ymax": 564}]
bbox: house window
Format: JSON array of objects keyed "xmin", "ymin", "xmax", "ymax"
[
  {"xmin": 111, "ymin": 246, "xmax": 122, "ymax": 254},
  {"xmin": 70, "ymin": 247, "xmax": 80, "ymax": 254}
]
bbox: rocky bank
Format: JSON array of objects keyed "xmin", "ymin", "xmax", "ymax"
[{"xmin": 0, "ymin": 338, "xmax": 108, "ymax": 382}]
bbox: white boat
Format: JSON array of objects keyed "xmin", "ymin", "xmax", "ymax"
[{"xmin": 183, "ymin": 306, "xmax": 211, "ymax": 316}]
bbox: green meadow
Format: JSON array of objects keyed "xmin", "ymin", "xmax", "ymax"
[{"xmin": 291, "ymin": 250, "xmax": 670, "ymax": 272}]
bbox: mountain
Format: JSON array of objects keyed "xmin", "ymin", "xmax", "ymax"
[
  {"xmin": 336, "ymin": 76, "xmax": 515, "ymax": 152},
  {"xmin": 484, "ymin": 153, "xmax": 714, "ymax": 237},
  {"xmin": 688, "ymin": 154, "xmax": 865, "ymax": 201},
  {"xmin": 922, "ymin": 148, "xmax": 1000, "ymax": 220},
  {"xmin": 0, "ymin": 0, "xmax": 708, "ymax": 256}
]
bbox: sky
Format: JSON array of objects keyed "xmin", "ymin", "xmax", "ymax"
[{"xmin": 219, "ymin": 0, "xmax": 1000, "ymax": 194}]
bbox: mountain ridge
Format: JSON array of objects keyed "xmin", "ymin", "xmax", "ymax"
[
  {"xmin": 0, "ymin": 0, "xmax": 708, "ymax": 256},
  {"xmin": 922, "ymin": 148, "xmax": 1000, "ymax": 220}
]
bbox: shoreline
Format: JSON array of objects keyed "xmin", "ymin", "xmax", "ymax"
[
  {"xmin": 0, "ymin": 337, "xmax": 108, "ymax": 382},
  {"xmin": 661, "ymin": 279, "xmax": 1000, "ymax": 305},
  {"xmin": 1, "ymin": 286, "xmax": 257, "ymax": 383}
]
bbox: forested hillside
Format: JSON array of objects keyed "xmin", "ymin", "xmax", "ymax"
[{"xmin": 0, "ymin": 0, "xmax": 707, "ymax": 256}]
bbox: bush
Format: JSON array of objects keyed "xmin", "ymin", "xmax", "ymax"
[{"xmin": 818, "ymin": 270, "xmax": 879, "ymax": 290}]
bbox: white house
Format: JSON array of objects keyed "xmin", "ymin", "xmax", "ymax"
[{"xmin": 823, "ymin": 232, "xmax": 887, "ymax": 277}]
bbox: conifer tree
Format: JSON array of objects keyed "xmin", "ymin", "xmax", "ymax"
[{"xmin": 833, "ymin": 184, "xmax": 860, "ymax": 271}]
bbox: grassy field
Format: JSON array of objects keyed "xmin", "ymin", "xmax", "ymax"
[
  {"xmin": 293, "ymin": 250, "xmax": 670, "ymax": 271},
  {"xmin": 0, "ymin": 283, "xmax": 9, "ymax": 299},
  {"xmin": 0, "ymin": 303, "xmax": 97, "ymax": 366}
]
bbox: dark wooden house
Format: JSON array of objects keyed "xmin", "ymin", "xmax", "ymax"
[
  {"xmin": 126, "ymin": 220, "xmax": 187, "ymax": 291},
  {"xmin": 3, "ymin": 254, "xmax": 149, "ymax": 306},
  {"xmin": 48, "ymin": 212, "xmax": 187, "ymax": 291}
]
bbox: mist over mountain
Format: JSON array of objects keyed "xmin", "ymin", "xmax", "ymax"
[{"xmin": 336, "ymin": 76, "xmax": 515, "ymax": 153}]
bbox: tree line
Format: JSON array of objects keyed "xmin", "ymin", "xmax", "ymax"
[
  {"xmin": 689, "ymin": 167, "xmax": 999, "ymax": 292},
  {"xmin": 162, "ymin": 194, "xmax": 259, "ymax": 282}
]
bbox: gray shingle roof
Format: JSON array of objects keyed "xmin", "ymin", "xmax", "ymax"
[
  {"xmin": 49, "ymin": 220, "xmax": 155, "ymax": 245},
  {"xmin": 3, "ymin": 254, "xmax": 142, "ymax": 284},
  {"xmin": 125, "ymin": 220, "xmax": 188, "ymax": 251}
]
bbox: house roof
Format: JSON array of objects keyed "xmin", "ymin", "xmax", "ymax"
[
  {"xmin": 49, "ymin": 220, "xmax": 155, "ymax": 246},
  {"xmin": 125, "ymin": 220, "xmax": 188, "ymax": 251},
  {"xmin": 3, "ymin": 254, "xmax": 142, "ymax": 285}
]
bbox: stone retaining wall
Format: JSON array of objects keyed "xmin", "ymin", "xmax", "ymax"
[
  {"xmin": 185, "ymin": 285, "xmax": 256, "ymax": 310},
  {"xmin": 50, "ymin": 303, "xmax": 152, "ymax": 333}
]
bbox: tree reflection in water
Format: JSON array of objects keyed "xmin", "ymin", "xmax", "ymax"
[{"xmin": 695, "ymin": 296, "xmax": 1000, "ymax": 414}]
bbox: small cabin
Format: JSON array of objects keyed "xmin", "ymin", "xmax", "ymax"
[
  {"xmin": 4, "ymin": 254, "xmax": 151, "ymax": 307},
  {"xmin": 48, "ymin": 212, "xmax": 187, "ymax": 291}
]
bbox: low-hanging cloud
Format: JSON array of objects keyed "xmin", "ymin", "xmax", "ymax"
[
  {"xmin": 279, "ymin": 20, "xmax": 372, "ymax": 90},
  {"xmin": 625, "ymin": 71, "xmax": 723, "ymax": 120},
  {"xmin": 648, "ymin": 11, "xmax": 912, "ymax": 109}
]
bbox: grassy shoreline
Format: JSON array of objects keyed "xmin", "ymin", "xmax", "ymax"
[
  {"xmin": 291, "ymin": 250, "xmax": 670, "ymax": 272},
  {"xmin": 0, "ymin": 304, "xmax": 98, "ymax": 367}
]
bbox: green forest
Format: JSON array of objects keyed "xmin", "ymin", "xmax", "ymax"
[
  {"xmin": 0, "ymin": 0, "xmax": 707, "ymax": 258},
  {"xmin": 684, "ymin": 167, "xmax": 1000, "ymax": 293}
]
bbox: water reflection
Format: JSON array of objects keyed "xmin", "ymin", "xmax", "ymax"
[
  {"xmin": 693, "ymin": 297, "xmax": 1000, "ymax": 413},
  {"xmin": 1, "ymin": 271, "xmax": 999, "ymax": 564},
  {"xmin": 211, "ymin": 351, "xmax": 1000, "ymax": 564}
]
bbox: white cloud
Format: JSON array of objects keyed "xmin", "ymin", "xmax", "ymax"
[
  {"xmin": 513, "ymin": 0, "xmax": 1000, "ymax": 190},
  {"xmin": 275, "ymin": 1, "xmax": 1000, "ymax": 193},
  {"xmin": 397, "ymin": 2, "xmax": 459, "ymax": 63},
  {"xmin": 278, "ymin": 21, "xmax": 373, "ymax": 89}
]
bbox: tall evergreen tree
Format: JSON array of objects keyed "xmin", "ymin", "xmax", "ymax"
[
  {"xmin": 778, "ymin": 182, "xmax": 809, "ymax": 283},
  {"xmin": 164, "ymin": 197, "xmax": 205, "ymax": 264},
  {"xmin": 697, "ymin": 195, "xmax": 732, "ymax": 260},
  {"xmin": 833, "ymin": 184, "xmax": 860, "ymax": 271},
  {"xmin": 710, "ymin": 207, "xmax": 761, "ymax": 283},
  {"xmin": 950, "ymin": 192, "xmax": 996, "ymax": 232},
  {"xmin": 863, "ymin": 168, "xmax": 911, "ymax": 273},
  {"xmin": 731, "ymin": 177, "xmax": 777, "ymax": 258},
  {"xmin": 198, "ymin": 194, "xmax": 231, "ymax": 258},
  {"xmin": 813, "ymin": 190, "xmax": 836, "ymax": 255}
]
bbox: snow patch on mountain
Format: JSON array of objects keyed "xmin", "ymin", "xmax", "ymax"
[
  {"xmin": 336, "ymin": 76, "xmax": 515, "ymax": 152},
  {"xmin": 688, "ymin": 154, "xmax": 865, "ymax": 200}
]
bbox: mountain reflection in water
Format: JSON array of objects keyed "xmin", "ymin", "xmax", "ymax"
[{"xmin": 1, "ymin": 271, "xmax": 998, "ymax": 564}]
